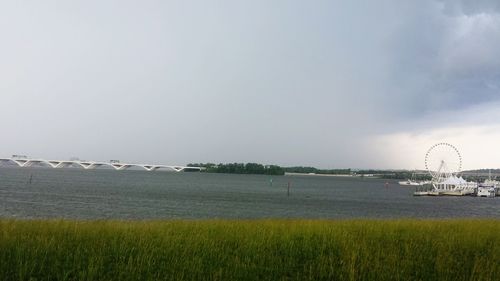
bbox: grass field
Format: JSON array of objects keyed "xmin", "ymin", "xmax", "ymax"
[{"xmin": 0, "ymin": 219, "xmax": 498, "ymax": 281}]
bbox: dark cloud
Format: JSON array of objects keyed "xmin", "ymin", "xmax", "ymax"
[
  {"xmin": 440, "ymin": 0, "xmax": 500, "ymax": 15},
  {"xmin": 386, "ymin": 0, "xmax": 500, "ymax": 121}
]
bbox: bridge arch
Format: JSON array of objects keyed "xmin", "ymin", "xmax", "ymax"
[
  {"xmin": 0, "ymin": 158, "xmax": 26, "ymax": 167},
  {"xmin": 0, "ymin": 157, "xmax": 203, "ymax": 173}
]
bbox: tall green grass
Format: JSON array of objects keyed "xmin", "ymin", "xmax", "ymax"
[{"xmin": 0, "ymin": 219, "xmax": 498, "ymax": 281}]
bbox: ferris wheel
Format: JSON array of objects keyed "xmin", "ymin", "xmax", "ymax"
[{"xmin": 425, "ymin": 143, "xmax": 462, "ymax": 181}]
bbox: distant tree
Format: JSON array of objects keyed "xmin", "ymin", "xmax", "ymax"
[
  {"xmin": 187, "ymin": 162, "xmax": 284, "ymax": 175},
  {"xmin": 283, "ymin": 167, "xmax": 351, "ymax": 175}
]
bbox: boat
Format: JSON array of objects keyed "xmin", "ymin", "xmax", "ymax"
[
  {"xmin": 476, "ymin": 170, "xmax": 498, "ymax": 197},
  {"xmin": 399, "ymin": 172, "xmax": 428, "ymax": 186},
  {"xmin": 477, "ymin": 186, "xmax": 495, "ymax": 198},
  {"xmin": 413, "ymin": 175, "xmax": 477, "ymax": 196},
  {"xmin": 399, "ymin": 179, "xmax": 422, "ymax": 186}
]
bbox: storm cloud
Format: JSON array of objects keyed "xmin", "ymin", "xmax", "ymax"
[
  {"xmin": 388, "ymin": 0, "xmax": 500, "ymax": 115},
  {"xmin": 0, "ymin": 0, "xmax": 498, "ymax": 169}
]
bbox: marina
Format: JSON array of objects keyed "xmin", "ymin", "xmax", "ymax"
[{"xmin": 398, "ymin": 143, "xmax": 499, "ymax": 197}]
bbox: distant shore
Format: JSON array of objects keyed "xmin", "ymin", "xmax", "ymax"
[{"xmin": 285, "ymin": 172, "xmax": 354, "ymax": 177}]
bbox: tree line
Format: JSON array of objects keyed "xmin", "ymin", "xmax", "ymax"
[
  {"xmin": 187, "ymin": 164, "xmax": 352, "ymax": 176},
  {"xmin": 354, "ymin": 170, "xmax": 432, "ymax": 180},
  {"xmin": 188, "ymin": 163, "xmax": 285, "ymax": 175},
  {"xmin": 187, "ymin": 163, "xmax": 439, "ymax": 180},
  {"xmin": 283, "ymin": 166, "xmax": 351, "ymax": 175}
]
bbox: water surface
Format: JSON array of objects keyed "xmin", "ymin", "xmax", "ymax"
[{"xmin": 0, "ymin": 167, "xmax": 498, "ymax": 219}]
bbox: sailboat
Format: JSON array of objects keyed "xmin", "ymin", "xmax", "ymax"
[{"xmin": 399, "ymin": 171, "xmax": 426, "ymax": 186}]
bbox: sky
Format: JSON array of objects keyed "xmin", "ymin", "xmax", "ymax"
[{"xmin": 0, "ymin": 0, "xmax": 499, "ymax": 170}]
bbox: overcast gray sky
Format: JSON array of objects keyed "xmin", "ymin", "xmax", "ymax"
[{"xmin": 1, "ymin": 0, "xmax": 499, "ymax": 169}]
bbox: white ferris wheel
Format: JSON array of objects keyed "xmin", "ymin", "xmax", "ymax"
[{"xmin": 424, "ymin": 143, "xmax": 462, "ymax": 182}]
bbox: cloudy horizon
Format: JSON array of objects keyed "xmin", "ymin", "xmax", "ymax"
[{"xmin": 1, "ymin": 0, "xmax": 499, "ymax": 170}]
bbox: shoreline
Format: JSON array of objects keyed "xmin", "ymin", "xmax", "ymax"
[{"xmin": 285, "ymin": 172, "xmax": 354, "ymax": 177}]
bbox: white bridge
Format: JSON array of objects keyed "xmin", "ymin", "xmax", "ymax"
[{"xmin": 0, "ymin": 156, "xmax": 203, "ymax": 172}]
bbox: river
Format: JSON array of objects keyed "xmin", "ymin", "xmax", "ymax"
[{"xmin": 0, "ymin": 167, "xmax": 498, "ymax": 219}]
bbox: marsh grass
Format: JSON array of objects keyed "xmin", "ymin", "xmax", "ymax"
[{"xmin": 0, "ymin": 219, "xmax": 498, "ymax": 280}]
